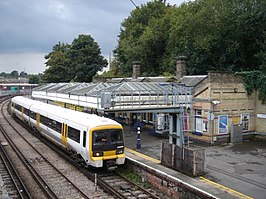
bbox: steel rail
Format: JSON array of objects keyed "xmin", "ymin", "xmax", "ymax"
[
  {"xmin": 0, "ymin": 142, "xmax": 32, "ymax": 199},
  {"xmin": 1, "ymin": 99, "xmax": 89, "ymax": 199}
]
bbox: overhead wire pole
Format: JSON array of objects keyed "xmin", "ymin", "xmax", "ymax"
[{"xmin": 129, "ymin": 0, "xmax": 140, "ymax": 9}]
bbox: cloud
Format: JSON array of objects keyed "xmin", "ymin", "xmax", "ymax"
[
  {"xmin": 0, "ymin": 52, "xmax": 46, "ymax": 74},
  {"xmin": 0, "ymin": 0, "xmax": 184, "ymax": 74}
]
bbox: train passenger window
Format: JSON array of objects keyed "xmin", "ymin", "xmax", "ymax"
[
  {"xmin": 15, "ymin": 104, "xmax": 22, "ymax": 111},
  {"xmin": 40, "ymin": 115, "xmax": 50, "ymax": 126},
  {"xmin": 68, "ymin": 126, "xmax": 80, "ymax": 143},
  {"xmin": 24, "ymin": 108, "xmax": 29, "ymax": 116},
  {"xmin": 30, "ymin": 111, "xmax": 36, "ymax": 120},
  {"xmin": 50, "ymin": 120, "xmax": 57, "ymax": 131},
  {"xmin": 83, "ymin": 131, "xmax": 86, "ymax": 147},
  {"xmin": 56, "ymin": 122, "xmax": 62, "ymax": 133}
]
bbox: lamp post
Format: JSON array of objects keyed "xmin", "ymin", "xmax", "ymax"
[{"xmin": 136, "ymin": 127, "xmax": 141, "ymax": 149}]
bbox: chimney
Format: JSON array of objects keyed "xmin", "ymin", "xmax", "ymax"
[
  {"xmin": 176, "ymin": 56, "xmax": 187, "ymax": 80},
  {"xmin": 132, "ymin": 61, "xmax": 141, "ymax": 79}
]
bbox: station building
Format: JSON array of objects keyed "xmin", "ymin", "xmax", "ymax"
[
  {"xmin": 189, "ymin": 71, "xmax": 266, "ymax": 143},
  {"xmin": 31, "ymin": 57, "xmax": 266, "ymax": 144},
  {"xmin": 0, "ymin": 83, "xmax": 38, "ymax": 96}
]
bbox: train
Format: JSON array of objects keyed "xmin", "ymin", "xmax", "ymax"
[
  {"xmin": 11, "ymin": 96, "xmax": 125, "ymax": 169},
  {"xmin": 0, "ymin": 83, "xmax": 38, "ymax": 96}
]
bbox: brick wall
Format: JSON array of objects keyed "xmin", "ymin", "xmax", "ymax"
[
  {"xmin": 255, "ymin": 92, "xmax": 266, "ymax": 133},
  {"xmin": 125, "ymin": 159, "xmax": 212, "ymax": 198},
  {"xmin": 191, "ymin": 71, "xmax": 266, "ymax": 144}
]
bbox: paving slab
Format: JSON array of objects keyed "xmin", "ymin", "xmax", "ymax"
[{"xmin": 124, "ymin": 126, "xmax": 266, "ymax": 199}]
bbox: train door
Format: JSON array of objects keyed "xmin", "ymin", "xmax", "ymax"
[
  {"xmin": 61, "ymin": 123, "xmax": 68, "ymax": 146},
  {"xmin": 80, "ymin": 130, "xmax": 88, "ymax": 161},
  {"xmin": 36, "ymin": 113, "xmax": 40, "ymax": 130},
  {"xmin": 21, "ymin": 107, "xmax": 24, "ymax": 118}
]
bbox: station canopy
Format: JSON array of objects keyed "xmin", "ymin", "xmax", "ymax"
[{"xmin": 33, "ymin": 82, "xmax": 190, "ymax": 97}]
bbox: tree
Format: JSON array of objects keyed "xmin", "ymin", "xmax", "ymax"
[
  {"xmin": 43, "ymin": 35, "xmax": 107, "ymax": 83},
  {"xmin": 0, "ymin": 72, "xmax": 7, "ymax": 77},
  {"xmin": 10, "ymin": 70, "xmax": 19, "ymax": 78},
  {"xmin": 43, "ymin": 42, "xmax": 71, "ymax": 83},
  {"xmin": 19, "ymin": 71, "xmax": 28, "ymax": 78},
  {"xmin": 114, "ymin": 0, "xmax": 266, "ymax": 76},
  {"xmin": 115, "ymin": 0, "xmax": 174, "ymax": 76},
  {"xmin": 68, "ymin": 35, "xmax": 107, "ymax": 82},
  {"xmin": 237, "ymin": 70, "xmax": 266, "ymax": 104},
  {"xmin": 29, "ymin": 74, "xmax": 40, "ymax": 84}
]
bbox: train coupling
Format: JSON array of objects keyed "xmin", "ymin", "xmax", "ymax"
[{"xmin": 105, "ymin": 160, "xmax": 117, "ymax": 170}]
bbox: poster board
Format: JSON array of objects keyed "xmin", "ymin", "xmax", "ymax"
[{"xmin": 218, "ymin": 115, "xmax": 228, "ymax": 134}]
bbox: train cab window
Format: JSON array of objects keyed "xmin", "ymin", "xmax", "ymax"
[
  {"xmin": 110, "ymin": 129, "xmax": 123, "ymax": 144},
  {"xmin": 68, "ymin": 126, "xmax": 80, "ymax": 143},
  {"xmin": 83, "ymin": 131, "xmax": 86, "ymax": 147},
  {"xmin": 92, "ymin": 129, "xmax": 123, "ymax": 146},
  {"xmin": 93, "ymin": 131, "xmax": 108, "ymax": 146}
]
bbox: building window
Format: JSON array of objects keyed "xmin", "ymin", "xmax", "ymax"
[
  {"xmin": 148, "ymin": 113, "xmax": 153, "ymax": 123},
  {"xmin": 195, "ymin": 110, "xmax": 203, "ymax": 133},
  {"xmin": 142, "ymin": 113, "xmax": 146, "ymax": 122}
]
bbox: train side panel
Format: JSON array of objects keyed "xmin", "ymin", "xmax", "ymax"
[
  {"xmin": 11, "ymin": 96, "xmax": 33, "ymax": 123},
  {"xmin": 11, "ymin": 96, "xmax": 125, "ymax": 168},
  {"xmin": 64, "ymin": 119, "xmax": 86, "ymax": 155}
]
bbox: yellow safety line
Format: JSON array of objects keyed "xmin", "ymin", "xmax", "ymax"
[
  {"xmin": 125, "ymin": 147, "xmax": 161, "ymax": 164},
  {"xmin": 199, "ymin": 177, "xmax": 254, "ymax": 199},
  {"xmin": 125, "ymin": 148, "xmax": 253, "ymax": 199}
]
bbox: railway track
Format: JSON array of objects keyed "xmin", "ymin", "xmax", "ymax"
[
  {"xmin": 1, "ymin": 96, "xmax": 166, "ymax": 198},
  {"xmin": 0, "ymin": 143, "xmax": 32, "ymax": 199},
  {"xmin": 96, "ymin": 171, "xmax": 161, "ymax": 199},
  {"xmin": 0, "ymin": 95, "xmax": 30, "ymax": 198},
  {"xmin": 0, "ymin": 99, "xmax": 89, "ymax": 199},
  {"xmin": 26, "ymin": 112, "xmax": 164, "ymax": 199},
  {"xmin": 35, "ymin": 130, "xmax": 163, "ymax": 199}
]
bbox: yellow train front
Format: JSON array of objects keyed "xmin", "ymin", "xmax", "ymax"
[{"xmin": 11, "ymin": 96, "xmax": 125, "ymax": 169}]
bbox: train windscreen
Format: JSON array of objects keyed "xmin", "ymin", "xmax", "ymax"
[{"xmin": 92, "ymin": 129, "xmax": 123, "ymax": 151}]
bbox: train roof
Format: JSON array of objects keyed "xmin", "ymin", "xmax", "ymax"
[
  {"xmin": 12, "ymin": 96, "xmax": 121, "ymax": 128},
  {"xmin": 12, "ymin": 96, "xmax": 42, "ymax": 109}
]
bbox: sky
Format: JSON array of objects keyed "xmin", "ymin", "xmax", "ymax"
[{"xmin": 0, "ymin": 0, "xmax": 184, "ymax": 74}]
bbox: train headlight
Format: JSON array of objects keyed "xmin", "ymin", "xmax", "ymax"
[
  {"xmin": 93, "ymin": 152, "xmax": 103, "ymax": 157},
  {"xmin": 116, "ymin": 149, "xmax": 124, "ymax": 155}
]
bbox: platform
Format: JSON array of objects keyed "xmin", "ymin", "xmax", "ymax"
[{"xmin": 124, "ymin": 126, "xmax": 266, "ymax": 199}]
